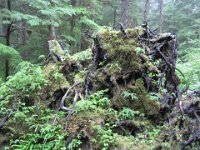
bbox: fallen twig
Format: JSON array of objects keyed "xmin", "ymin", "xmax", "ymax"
[{"xmin": 59, "ymin": 82, "xmax": 81, "ymax": 111}]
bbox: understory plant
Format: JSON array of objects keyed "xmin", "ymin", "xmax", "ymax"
[
  {"xmin": 76, "ymin": 89, "xmax": 110, "ymax": 112},
  {"xmin": 0, "ymin": 62, "xmax": 47, "ymax": 116},
  {"xmin": 10, "ymin": 108, "xmax": 67, "ymax": 150}
]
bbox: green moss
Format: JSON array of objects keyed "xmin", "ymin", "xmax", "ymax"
[
  {"xmin": 132, "ymin": 79, "xmax": 160, "ymax": 115},
  {"xmin": 71, "ymin": 48, "xmax": 92, "ymax": 62},
  {"xmin": 97, "ymin": 28, "xmax": 144, "ymax": 72},
  {"xmin": 74, "ymin": 70, "xmax": 85, "ymax": 83},
  {"xmin": 132, "ymin": 119, "xmax": 152, "ymax": 127},
  {"xmin": 104, "ymin": 62, "xmax": 122, "ymax": 76},
  {"xmin": 44, "ymin": 63, "xmax": 71, "ymax": 90}
]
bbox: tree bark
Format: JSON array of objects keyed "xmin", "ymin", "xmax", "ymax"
[
  {"xmin": 6, "ymin": 0, "xmax": 10, "ymax": 10},
  {"xmin": 5, "ymin": 59, "xmax": 9, "ymax": 80},
  {"xmin": 48, "ymin": 1, "xmax": 56, "ymax": 41},
  {"xmin": 70, "ymin": 0, "xmax": 76, "ymax": 33},
  {"xmin": 120, "ymin": 0, "xmax": 129, "ymax": 28},
  {"xmin": 113, "ymin": 7, "xmax": 117, "ymax": 29},
  {"xmin": 5, "ymin": 0, "xmax": 11, "ymax": 46},
  {"xmin": 19, "ymin": 2, "xmax": 28, "ymax": 45},
  {"xmin": 4, "ymin": 0, "xmax": 11, "ymax": 80},
  {"xmin": 5, "ymin": 24, "xmax": 11, "ymax": 46},
  {"xmin": 144, "ymin": 0, "xmax": 150, "ymax": 22},
  {"xmin": 19, "ymin": 20, "xmax": 27, "ymax": 45},
  {"xmin": 159, "ymin": 0, "xmax": 163, "ymax": 33},
  {"xmin": 48, "ymin": 25, "xmax": 56, "ymax": 40}
]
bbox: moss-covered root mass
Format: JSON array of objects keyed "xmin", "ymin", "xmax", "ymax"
[{"xmin": 1, "ymin": 27, "xmax": 198, "ymax": 149}]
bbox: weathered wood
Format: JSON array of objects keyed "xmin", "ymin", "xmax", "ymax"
[
  {"xmin": 59, "ymin": 82, "xmax": 81, "ymax": 112},
  {"xmin": 0, "ymin": 111, "xmax": 12, "ymax": 130}
]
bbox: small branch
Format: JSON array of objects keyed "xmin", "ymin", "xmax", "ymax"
[
  {"xmin": 72, "ymin": 89, "xmax": 79, "ymax": 108},
  {"xmin": 59, "ymin": 82, "xmax": 81, "ymax": 111},
  {"xmin": 142, "ymin": 72, "xmax": 151, "ymax": 91},
  {"xmin": 66, "ymin": 89, "xmax": 80, "ymax": 123},
  {"xmin": 161, "ymin": 92, "xmax": 173, "ymax": 108},
  {"xmin": 157, "ymin": 49, "xmax": 172, "ymax": 69},
  {"xmin": 119, "ymin": 23, "xmax": 128, "ymax": 38}
]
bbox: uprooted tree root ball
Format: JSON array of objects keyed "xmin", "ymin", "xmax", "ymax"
[{"xmin": 0, "ymin": 25, "xmax": 200, "ymax": 149}]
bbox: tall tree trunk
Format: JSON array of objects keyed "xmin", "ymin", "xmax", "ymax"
[
  {"xmin": 2, "ymin": 14, "xmax": 7, "ymax": 38},
  {"xmin": 159, "ymin": 0, "xmax": 163, "ymax": 33},
  {"xmin": 5, "ymin": 0, "xmax": 11, "ymax": 46},
  {"xmin": 4, "ymin": 0, "xmax": 11, "ymax": 80},
  {"xmin": 113, "ymin": 7, "xmax": 117, "ymax": 29},
  {"xmin": 5, "ymin": 59, "xmax": 9, "ymax": 80},
  {"xmin": 144, "ymin": 0, "xmax": 150, "ymax": 22},
  {"xmin": 19, "ymin": 20, "xmax": 27, "ymax": 45},
  {"xmin": 173, "ymin": 0, "xmax": 176, "ymax": 33},
  {"xmin": 48, "ymin": 1, "xmax": 56, "ymax": 41},
  {"xmin": 48, "ymin": 25, "xmax": 56, "ymax": 40},
  {"xmin": 5, "ymin": 24, "xmax": 11, "ymax": 46},
  {"xmin": 120, "ymin": 0, "xmax": 129, "ymax": 28},
  {"xmin": 70, "ymin": 0, "xmax": 76, "ymax": 33}
]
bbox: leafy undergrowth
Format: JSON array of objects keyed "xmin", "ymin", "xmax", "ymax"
[
  {"xmin": 177, "ymin": 40, "xmax": 200, "ymax": 90},
  {"xmin": 0, "ymin": 67, "xmax": 162, "ymax": 149},
  {"xmin": 0, "ymin": 54, "xmax": 163, "ymax": 150}
]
